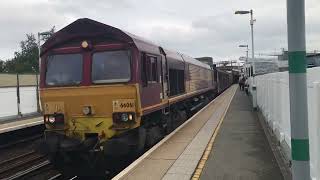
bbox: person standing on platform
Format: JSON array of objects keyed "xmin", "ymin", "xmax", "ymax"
[
  {"xmin": 244, "ymin": 77, "xmax": 249, "ymax": 94},
  {"xmin": 238, "ymin": 76, "xmax": 245, "ymax": 91}
]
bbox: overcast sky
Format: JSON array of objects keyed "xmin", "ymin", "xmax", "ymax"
[{"xmin": 0, "ymin": 0, "xmax": 319, "ymax": 61}]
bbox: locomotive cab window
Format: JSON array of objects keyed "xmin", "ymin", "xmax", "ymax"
[
  {"xmin": 142, "ymin": 54, "xmax": 158, "ymax": 86},
  {"xmin": 45, "ymin": 54, "xmax": 83, "ymax": 86},
  {"xmin": 92, "ymin": 50, "xmax": 131, "ymax": 83}
]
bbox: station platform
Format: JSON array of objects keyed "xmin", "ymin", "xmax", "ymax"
[
  {"xmin": 113, "ymin": 85, "xmax": 284, "ymax": 180},
  {"xmin": 199, "ymin": 87, "xmax": 283, "ymax": 180},
  {"xmin": 0, "ymin": 116, "xmax": 43, "ymax": 134}
]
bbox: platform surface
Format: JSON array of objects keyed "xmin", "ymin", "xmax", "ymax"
[
  {"xmin": 113, "ymin": 86, "xmax": 284, "ymax": 180},
  {"xmin": 200, "ymin": 88, "xmax": 283, "ymax": 180},
  {"xmin": 0, "ymin": 116, "xmax": 43, "ymax": 134},
  {"xmin": 114, "ymin": 85, "xmax": 237, "ymax": 180}
]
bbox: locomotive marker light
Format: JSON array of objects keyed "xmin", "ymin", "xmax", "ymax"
[
  {"xmin": 82, "ymin": 106, "xmax": 92, "ymax": 115},
  {"xmin": 287, "ymin": 0, "xmax": 310, "ymax": 179},
  {"xmin": 44, "ymin": 116, "xmax": 49, "ymax": 123},
  {"xmin": 128, "ymin": 114, "xmax": 133, "ymax": 121}
]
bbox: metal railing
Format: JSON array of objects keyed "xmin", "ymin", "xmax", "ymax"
[
  {"xmin": 0, "ymin": 73, "xmax": 40, "ymax": 120},
  {"xmin": 249, "ymin": 67, "xmax": 320, "ymax": 180}
]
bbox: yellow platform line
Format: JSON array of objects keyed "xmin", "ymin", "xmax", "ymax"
[{"xmin": 191, "ymin": 86, "xmax": 237, "ymax": 180}]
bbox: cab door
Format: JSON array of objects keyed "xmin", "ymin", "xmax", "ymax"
[
  {"xmin": 140, "ymin": 53, "xmax": 162, "ymax": 110},
  {"xmin": 159, "ymin": 52, "xmax": 168, "ymax": 100},
  {"xmin": 159, "ymin": 47, "xmax": 170, "ymax": 115}
]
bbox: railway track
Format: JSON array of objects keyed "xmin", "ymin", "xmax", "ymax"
[
  {"xmin": 0, "ymin": 150, "xmax": 49, "ymax": 179},
  {"xmin": 0, "ymin": 150, "xmax": 79, "ymax": 180},
  {"xmin": 0, "ymin": 134, "xmax": 43, "ymax": 149},
  {"xmin": 0, "ymin": 121, "xmax": 80, "ymax": 179},
  {"xmin": 0, "ymin": 125, "xmax": 79, "ymax": 179},
  {"xmin": 48, "ymin": 173, "xmax": 78, "ymax": 180}
]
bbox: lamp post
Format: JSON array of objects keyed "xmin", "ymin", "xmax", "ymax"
[
  {"xmin": 239, "ymin": 45, "xmax": 249, "ymax": 62},
  {"xmin": 235, "ymin": 10, "xmax": 256, "ymax": 75},
  {"xmin": 38, "ymin": 31, "xmax": 51, "ymax": 71},
  {"xmin": 235, "ymin": 9, "xmax": 257, "ymax": 110},
  {"xmin": 239, "ymin": 45, "xmax": 249, "ymax": 77},
  {"xmin": 37, "ymin": 31, "xmax": 51, "ymax": 113}
]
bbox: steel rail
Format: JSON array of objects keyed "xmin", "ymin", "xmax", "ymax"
[
  {"xmin": 0, "ymin": 134, "xmax": 42, "ymax": 149},
  {"xmin": 0, "ymin": 152, "xmax": 45, "ymax": 176},
  {"xmin": 48, "ymin": 173, "xmax": 78, "ymax": 180},
  {"xmin": 4, "ymin": 160, "xmax": 50, "ymax": 180},
  {"xmin": 0, "ymin": 151, "xmax": 36, "ymax": 167}
]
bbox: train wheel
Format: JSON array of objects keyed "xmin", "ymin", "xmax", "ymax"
[
  {"xmin": 165, "ymin": 115, "xmax": 174, "ymax": 134},
  {"xmin": 145, "ymin": 126, "xmax": 163, "ymax": 148},
  {"xmin": 168, "ymin": 108, "xmax": 187, "ymax": 130},
  {"xmin": 132, "ymin": 127, "xmax": 146, "ymax": 157},
  {"xmin": 48, "ymin": 152, "xmax": 64, "ymax": 168}
]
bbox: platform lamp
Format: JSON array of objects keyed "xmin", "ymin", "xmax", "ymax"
[
  {"xmin": 239, "ymin": 45, "xmax": 249, "ymax": 77},
  {"xmin": 239, "ymin": 45, "xmax": 249, "ymax": 62},
  {"xmin": 38, "ymin": 31, "xmax": 51, "ymax": 70},
  {"xmin": 235, "ymin": 9, "xmax": 257, "ymax": 109},
  {"xmin": 235, "ymin": 10, "xmax": 256, "ymax": 74},
  {"xmin": 36, "ymin": 31, "xmax": 51, "ymax": 113}
]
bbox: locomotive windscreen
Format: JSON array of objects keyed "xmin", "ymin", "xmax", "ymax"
[
  {"xmin": 45, "ymin": 54, "xmax": 83, "ymax": 86},
  {"xmin": 92, "ymin": 50, "xmax": 131, "ymax": 83}
]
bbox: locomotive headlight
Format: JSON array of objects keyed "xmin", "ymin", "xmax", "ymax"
[
  {"xmin": 44, "ymin": 116, "xmax": 49, "ymax": 123},
  {"xmin": 81, "ymin": 40, "xmax": 92, "ymax": 50},
  {"xmin": 48, "ymin": 116, "xmax": 55, "ymax": 123},
  {"xmin": 128, "ymin": 114, "xmax": 133, "ymax": 121},
  {"xmin": 81, "ymin": 40, "xmax": 89, "ymax": 48},
  {"xmin": 44, "ymin": 114, "xmax": 64, "ymax": 124},
  {"xmin": 113, "ymin": 112, "xmax": 135, "ymax": 123},
  {"xmin": 82, "ymin": 106, "xmax": 92, "ymax": 115},
  {"xmin": 121, "ymin": 113, "xmax": 129, "ymax": 122}
]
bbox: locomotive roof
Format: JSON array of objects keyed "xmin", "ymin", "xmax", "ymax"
[
  {"xmin": 162, "ymin": 49, "xmax": 210, "ymax": 69},
  {"xmin": 41, "ymin": 18, "xmax": 160, "ymax": 55},
  {"xmin": 41, "ymin": 18, "xmax": 210, "ymax": 69}
]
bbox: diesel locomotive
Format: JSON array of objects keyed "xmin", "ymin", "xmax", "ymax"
[{"xmin": 39, "ymin": 18, "xmax": 233, "ymax": 175}]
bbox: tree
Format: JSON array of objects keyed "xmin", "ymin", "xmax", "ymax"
[
  {"xmin": 4, "ymin": 26, "xmax": 55, "ymax": 73},
  {"xmin": 0, "ymin": 60, "xmax": 4, "ymax": 73},
  {"xmin": 7, "ymin": 34, "xmax": 39, "ymax": 73}
]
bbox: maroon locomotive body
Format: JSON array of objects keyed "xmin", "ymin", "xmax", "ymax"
[{"xmin": 39, "ymin": 18, "xmax": 232, "ymax": 175}]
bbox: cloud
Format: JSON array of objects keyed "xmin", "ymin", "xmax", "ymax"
[
  {"xmin": 0, "ymin": 1, "xmax": 67, "ymax": 59},
  {"xmin": 0, "ymin": 0, "xmax": 319, "ymax": 61}
]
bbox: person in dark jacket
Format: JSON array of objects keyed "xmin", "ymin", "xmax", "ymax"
[{"xmin": 238, "ymin": 76, "xmax": 245, "ymax": 90}]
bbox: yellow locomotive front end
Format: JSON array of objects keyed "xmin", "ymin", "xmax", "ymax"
[
  {"xmin": 39, "ymin": 41, "xmax": 145, "ymax": 175},
  {"xmin": 41, "ymin": 84, "xmax": 141, "ymax": 151},
  {"xmin": 37, "ymin": 19, "xmax": 148, "ymax": 174}
]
